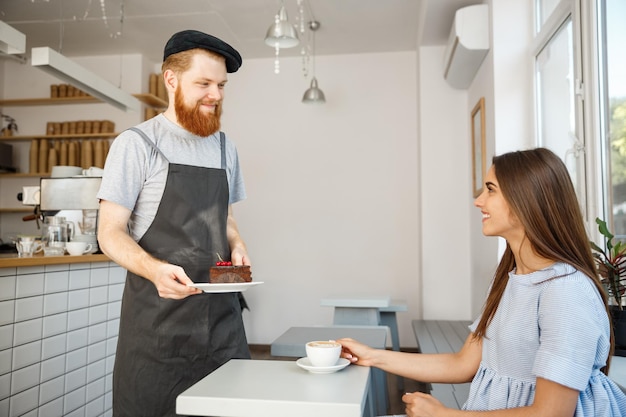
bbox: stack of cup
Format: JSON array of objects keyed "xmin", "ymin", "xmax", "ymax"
[{"xmin": 65, "ymin": 241, "xmax": 93, "ymax": 256}]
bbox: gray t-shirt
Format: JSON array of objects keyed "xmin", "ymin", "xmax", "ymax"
[{"xmin": 96, "ymin": 114, "xmax": 246, "ymax": 241}]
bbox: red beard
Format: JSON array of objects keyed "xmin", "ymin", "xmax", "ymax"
[{"xmin": 174, "ymin": 86, "xmax": 222, "ymax": 137}]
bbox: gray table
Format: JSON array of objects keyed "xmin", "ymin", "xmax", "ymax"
[
  {"xmin": 321, "ymin": 296, "xmax": 408, "ymax": 390},
  {"xmin": 271, "ymin": 325, "xmax": 388, "ymax": 416},
  {"xmin": 320, "ymin": 297, "xmax": 406, "ymax": 355},
  {"xmin": 176, "ymin": 359, "xmax": 371, "ymax": 417}
]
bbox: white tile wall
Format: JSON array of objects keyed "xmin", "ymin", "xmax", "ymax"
[{"xmin": 0, "ymin": 262, "xmax": 125, "ymax": 417}]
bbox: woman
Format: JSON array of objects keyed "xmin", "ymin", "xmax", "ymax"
[{"xmin": 339, "ymin": 148, "xmax": 626, "ymax": 416}]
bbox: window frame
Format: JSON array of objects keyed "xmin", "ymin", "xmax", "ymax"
[{"xmin": 532, "ymin": 0, "xmax": 610, "ymax": 237}]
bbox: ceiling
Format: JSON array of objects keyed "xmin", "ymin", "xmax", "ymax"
[{"xmin": 1, "ymin": 0, "xmax": 481, "ymax": 64}]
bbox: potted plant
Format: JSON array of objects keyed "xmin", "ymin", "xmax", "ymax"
[
  {"xmin": 590, "ymin": 217, "xmax": 626, "ymax": 354},
  {"xmin": 0, "ymin": 113, "xmax": 18, "ymax": 137}
]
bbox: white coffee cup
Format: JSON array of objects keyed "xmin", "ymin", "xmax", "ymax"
[
  {"xmin": 65, "ymin": 241, "xmax": 93, "ymax": 256},
  {"xmin": 305, "ymin": 340, "xmax": 342, "ymax": 367}
]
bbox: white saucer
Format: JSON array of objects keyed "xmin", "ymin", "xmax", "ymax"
[{"xmin": 296, "ymin": 357, "xmax": 350, "ymax": 374}]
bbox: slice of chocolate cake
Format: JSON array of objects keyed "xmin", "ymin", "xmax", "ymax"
[{"xmin": 209, "ymin": 265, "xmax": 252, "ymax": 283}]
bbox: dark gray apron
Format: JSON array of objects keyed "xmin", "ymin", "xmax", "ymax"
[{"xmin": 112, "ymin": 128, "xmax": 250, "ymax": 417}]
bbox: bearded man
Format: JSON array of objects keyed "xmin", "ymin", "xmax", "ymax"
[{"xmin": 96, "ymin": 30, "xmax": 251, "ymax": 417}]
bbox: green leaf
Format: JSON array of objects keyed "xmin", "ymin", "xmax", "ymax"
[
  {"xmin": 590, "ymin": 241, "xmax": 605, "ymax": 254},
  {"xmin": 597, "ymin": 217, "xmax": 615, "ymax": 252},
  {"xmin": 597, "ymin": 217, "xmax": 614, "ymax": 240}
]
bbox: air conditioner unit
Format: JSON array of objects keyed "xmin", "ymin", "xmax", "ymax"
[{"xmin": 443, "ymin": 4, "xmax": 489, "ymax": 89}]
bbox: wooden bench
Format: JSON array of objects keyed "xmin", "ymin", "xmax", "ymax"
[{"xmin": 412, "ymin": 320, "xmax": 472, "ymax": 409}]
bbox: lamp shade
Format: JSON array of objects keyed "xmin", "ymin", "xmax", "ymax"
[
  {"xmin": 264, "ymin": 5, "xmax": 300, "ymax": 49},
  {"xmin": 302, "ymin": 77, "xmax": 325, "ymax": 104}
]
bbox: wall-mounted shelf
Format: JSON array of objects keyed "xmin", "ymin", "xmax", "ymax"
[
  {"xmin": 0, "ymin": 93, "xmax": 167, "ymax": 109},
  {"xmin": 0, "ymin": 133, "xmax": 118, "ymax": 142},
  {"xmin": 133, "ymin": 93, "xmax": 168, "ymax": 109},
  {"xmin": 0, "ymin": 96, "xmax": 101, "ymax": 106},
  {"xmin": 0, "ymin": 172, "xmax": 55, "ymax": 178}
]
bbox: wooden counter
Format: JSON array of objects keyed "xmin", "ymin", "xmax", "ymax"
[{"xmin": 0, "ymin": 252, "xmax": 110, "ymax": 267}]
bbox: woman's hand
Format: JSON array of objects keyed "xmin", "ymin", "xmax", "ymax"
[
  {"xmin": 336, "ymin": 337, "xmax": 378, "ymax": 366},
  {"xmin": 403, "ymin": 391, "xmax": 445, "ymax": 417}
]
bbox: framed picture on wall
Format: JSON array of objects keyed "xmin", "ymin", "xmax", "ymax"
[{"xmin": 471, "ymin": 97, "xmax": 486, "ymax": 198}]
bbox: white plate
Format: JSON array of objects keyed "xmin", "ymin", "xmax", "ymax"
[
  {"xmin": 296, "ymin": 357, "xmax": 350, "ymax": 374},
  {"xmin": 188, "ymin": 281, "xmax": 264, "ymax": 293}
]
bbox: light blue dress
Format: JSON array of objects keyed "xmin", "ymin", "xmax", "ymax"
[{"xmin": 466, "ymin": 262, "xmax": 626, "ymax": 416}]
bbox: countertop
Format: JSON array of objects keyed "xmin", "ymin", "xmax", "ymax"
[{"xmin": 0, "ymin": 252, "xmax": 110, "ymax": 267}]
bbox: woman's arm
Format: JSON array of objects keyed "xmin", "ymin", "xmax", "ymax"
[
  {"xmin": 402, "ymin": 377, "xmax": 579, "ymax": 417},
  {"xmin": 338, "ymin": 332, "xmax": 482, "ymax": 383}
]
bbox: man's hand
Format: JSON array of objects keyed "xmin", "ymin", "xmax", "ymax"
[
  {"xmin": 231, "ymin": 246, "xmax": 251, "ymax": 266},
  {"xmin": 98, "ymin": 200, "xmax": 201, "ymax": 299},
  {"xmin": 150, "ymin": 262, "xmax": 201, "ymax": 299}
]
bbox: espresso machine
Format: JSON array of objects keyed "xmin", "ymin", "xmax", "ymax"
[{"xmin": 38, "ymin": 176, "xmax": 102, "ymax": 254}]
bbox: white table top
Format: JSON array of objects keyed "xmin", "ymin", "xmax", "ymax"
[{"xmin": 176, "ymin": 359, "xmax": 371, "ymax": 417}]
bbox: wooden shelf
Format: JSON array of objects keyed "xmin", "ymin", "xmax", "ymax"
[
  {"xmin": 0, "ymin": 172, "xmax": 52, "ymax": 178},
  {"xmin": 0, "ymin": 93, "xmax": 167, "ymax": 109},
  {"xmin": 133, "ymin": 93, "xmax": 168, "ymax": 109},
  {"xmin": 0, "ymin": 253, "xmax": 111, "ymax": 268},
  {"xmin": 0, "ymin": 133, "xmax": 118, "ymax": 142},
  {"xmin": 0, "ymin": 96, "xmax": 102, "ymax": 106}
]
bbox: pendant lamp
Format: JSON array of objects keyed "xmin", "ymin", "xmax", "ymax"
[
  {"xmin": 302, "ymin": 77, "xmax": 325, "ymax": 103},
  {"xmin": 302, "ymin": 21, "xmax": 325, "ymax": 104},
  {"xmin": 265, "ymin": 1, "xmax": 299, "ymax": 74},
  {"xmin": 264, "ymin": 3, "xmax": 300, "ymax": 49}
]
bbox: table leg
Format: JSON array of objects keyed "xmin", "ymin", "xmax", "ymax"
[
  {"xmin": 371, "ymin": 368, "xmax": 390, "ymax": 415},
  {"xmin": 364, "ymin": 369, "xmax": 375, "ymax": 417},
  {"xmin": 380, "ymin": 311, "xmax": 404, "ymax": 391}
]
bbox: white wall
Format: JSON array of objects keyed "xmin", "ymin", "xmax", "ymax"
[
  {"xmin": 466, "ymin": 0, "xmax": 535, "ymax": 318},
  {"xmin": 418, "ymin": 45, "xmax": 473, "ymax": 320},
  {"xmin": 222, "ymin": 52, "xmax": 421, "ymax": 345},
  {"xmin": 1, "ymin": 50, "xmax": 422, "ymax": 347},
  {"xmin": 417, "ymin": 0, "xmax": 535, "ymax": 322},
  {"xmin": 0, "ymin": 0, "xmax": 535, "ymax": 344}
]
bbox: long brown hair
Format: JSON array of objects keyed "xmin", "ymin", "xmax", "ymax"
[{"xmin": 473, "ymin": 148, "xmax": 614, "ymax": 373}]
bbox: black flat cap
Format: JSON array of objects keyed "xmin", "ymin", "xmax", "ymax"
[{"xmin": 163, "ymin": 30, "xmax": 242, "ymax": 73}]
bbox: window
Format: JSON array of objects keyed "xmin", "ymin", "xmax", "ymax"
[
  {"xmin": 600, "ymin": 0, "xmax": 626, "ymax": 237},
  {"xmin": 536, "ymin": 0, "xmax": 564, "ymax": 30},
  {"xmin": 534, "ymin": 0, "xmax": 586, "ymax": 211}
]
